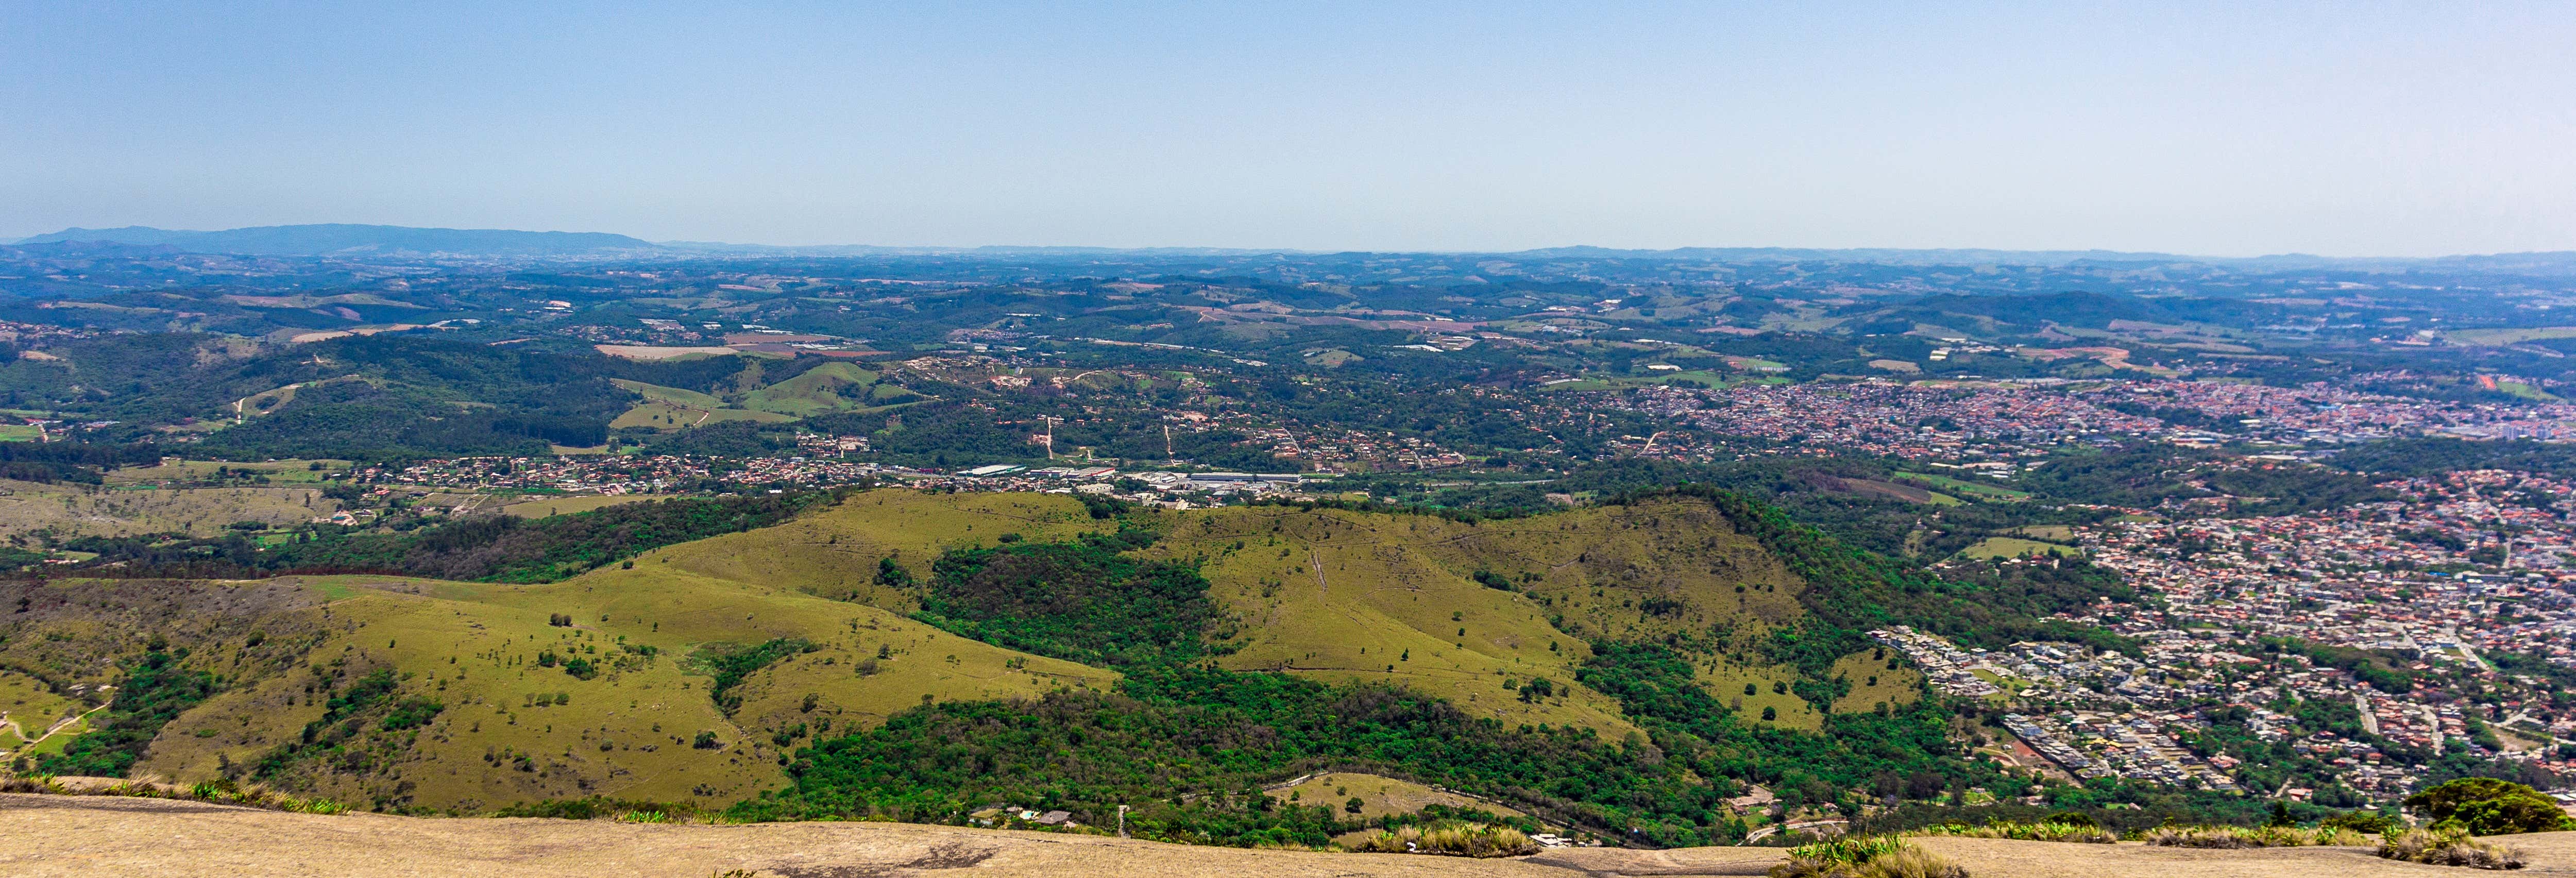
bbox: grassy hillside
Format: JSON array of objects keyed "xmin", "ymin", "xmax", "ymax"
[
  {"xmin": 608, "ymin": 362, "xmax": 896, "ymax": 430},
  {"xmin": 0, "ymin": 563, "xmax": 1112, "ymax": 811},
  {"xmin": 641, "ymin": 494, "xmax": 1832, "ymax": 737},
  {"xmin": 609, "ymin": 379, "xmax": 725, "ymax": 410},
  {"xmin": 0, "ymin": 491, "xmax": 1124, "ymax": 811},
  {"xmin": 1151, "ymin": 499, "xmax": 1809, "ymax": 736},
  {"xmin": 0, "ymin": 478, "xmax": 342, "ymax": 541},
  {"xmin": 741, "ymin": 362, "xmax": 883, "ymax": 417},
  {"xmin": 0, "ymin": 487, "xmax": 2117, "ymax": 846}
]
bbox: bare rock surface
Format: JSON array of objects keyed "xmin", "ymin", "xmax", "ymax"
[{"xmin": 14, "ymin": 793, "xmax": 2576, "ymax": 877}]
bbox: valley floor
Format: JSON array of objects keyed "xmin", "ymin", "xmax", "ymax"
[{"xmin": 9, "ymin": 793, "xmax": 2576, "ymax": 877}]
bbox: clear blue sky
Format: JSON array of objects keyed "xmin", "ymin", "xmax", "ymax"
[{"xmin": 5, "ymin": 2, "xmax": 2571, "ymax": 255}]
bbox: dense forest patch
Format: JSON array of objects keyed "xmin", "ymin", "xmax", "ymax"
[
  {"xmin": 693, "ymin": 638, "xmax": 818, "ymax": 716},
  {"xmin": 914, "ymin": 528, "xmax": 1219, "ymax": 667}
]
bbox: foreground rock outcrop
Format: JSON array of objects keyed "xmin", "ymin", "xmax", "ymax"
[{"xmin": 12, "ymin": 793, "xmax": 2576, "ymax": 877}]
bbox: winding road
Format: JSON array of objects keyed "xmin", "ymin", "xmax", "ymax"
[{"xmin": 0, "ymin": 701, "xmax": 111, "ymax": 758}]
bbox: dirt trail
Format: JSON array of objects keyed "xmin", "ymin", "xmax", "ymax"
[
  {"xmin": 9, "ymin": 793, "xmax": 2576, "ymax": 877},
  {"xmin": 0, "ymin": 703, "xmax": 108, "ymax": 757}
]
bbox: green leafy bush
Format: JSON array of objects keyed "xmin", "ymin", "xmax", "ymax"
[
  {"xmin": 1913, "ymin": 820, "xmax": 2114, "ymax": 843},
  {"xmin": 1348, "ymin": 822, "xmax": 1536, "ymax": 857},
  {"xmin": 2320, "ymin": 812, "xmax": 2400, "ymax": 836},
  {"xmin": 2406, "ymin": 779, "xmax": 2576, "ymax": 836},
  {"xmin": 1772, "ymin": 837, "xmax": 1964, "ymax": 878}
]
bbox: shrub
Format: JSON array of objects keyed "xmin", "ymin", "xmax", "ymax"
[
  {"xmin": 379, "ymin": 697, "xmax": 445, "ymax": 731},
  {"xmin": 2321, "ymin": 812, "xmax": 2401, "ymax": 836},
  {"xmin": 1848, "ymin": 847, "xmax": 1972, "ymax": 878},
  {"xmin": 490, "ymin": 797, "xmax": 700, "ymax": 821},
  {"xmin": 2144, "ymin": 825, "xmax": 2369, "ymax": 849},
  {"xmin": 2378, "ymin": 828, "xmax": 2527, "ymax": 870},
  {"xmin": 2406, "ymin": 779, "xmax": 2576, "ymax": 836},
  {"xmin": 1912, "ymin": 820, "xmax": 2115, "ymax": 843},
  {"xmin": 284, "ymin": 797, "xmax": 346, "ymax": 815},
  {"xmin": 1771, "ymin": 837, "xmax": 1965, "ymax": 878},
  {"xmin": 1348, "ymin": 823, "xmax": 1537, "ymax": 857}
]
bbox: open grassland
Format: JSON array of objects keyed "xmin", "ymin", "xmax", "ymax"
[
  {"xmin": 1894, "ymin": 471, "xmax": 2032, "ymax": 502},
  {"xmin": 0, "ymin": 667, "xmax": 81, "ymax": 754},
  {"xmin": 2445, "ymin": 326, "xmax": 2576, "ymax": 346},
  {"xmin": 1145, "ymin": 499, "xmax": 1816, "ymax": 736},
  {"xmin": 650, "ymin": 491, "xmax": 1106, "ymax": 611},
  {"xmin": 1530, "ymin": 369, "xmax": 1739, "ymax": 392},
  {"xmin": 609, "ymin": 400, "xmax": 794, "ymax": 431},
  {"xmin": 741, "ymin": 362, "xmax": 882, "ymax": 416},
  {"xmin": 494, "ymin": 495, "xmax": 663, "ymax": 518},
  {"xmin": 19, "ymin": 713, "xmax": 87, "ymax": 756},
  {"xmin": 608, "ymin": 379, "xmax": 726, "ymax": 410},
  {"xmin": 0, "ymin": 479, "xmax": 340, "ymax": 539},
  {"xmin": 1829, "ymin": 651, "xmax": 1925, "ymax": 714},
  {"xmin": 593, "ymin": 345, "xmax": 742, "ymax": 361},
  {"xmin": 1831, "ymin": 476, "xmax": 1960, "ymax": 506},
  {"xmin": 609, "ymin": 363, "xmax": 896, "ymax": 430},
  {"xmin": 1273, "ymin": 771, "xmax": 1526, "ymax": 824},
  {"xmin": 1691, "ymin": 659, "xmax": 1825, "ymax": 731},
  {"xmin": 2498, "ymin": 379, "xmax": 2562, "ymax": 401},
  {"xmin": 104, "ymin": 459, "xmax": 351, "ymax": 485},
  {"xmin": 1956, "ymin": 536, "xmax": 2082, "ymax": 560}
]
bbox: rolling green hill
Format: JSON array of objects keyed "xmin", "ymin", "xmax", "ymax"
[
  {"xmin": 741, "ymin": 362, "xmax": 884, "ymax": 417},
  {"xmin": 609, "ymin": 362, "xmax": 900, "ymax": 430},
  {"xmin": 0, "ymin": 487, "xmax": 2123, "ymax": 846}
]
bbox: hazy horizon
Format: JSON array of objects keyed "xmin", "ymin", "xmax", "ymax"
[
  {"xmin": 7, "ymin": 3, "xmax": 2573, "ymax": 257},
  {"xmin": 16, "ymin": 221, "xmax": 2576, "ymax": 262}
]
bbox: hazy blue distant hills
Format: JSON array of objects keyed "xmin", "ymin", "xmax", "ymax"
[
  {"xmin": 10, "ymin": 225, "xmax": 2572, "ymax": 275},
  {"xmin": 13, "ymin": 224, "xmax": 655, "ymax": 256},
  {"xmin": 654, "ymin": 241, "xmax": 1307, "ymax": 258},
  {"xmin": 1507, "ymin": 245, "xmax": 2197, "ymax": 266},
  {"xmin": 1505, "ymin": 245, "xmax": 2576, "ymax": 274}
]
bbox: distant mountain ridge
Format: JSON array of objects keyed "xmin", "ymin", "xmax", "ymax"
[
  {"xmin": 11, "ymin": 224, "xmax": 2573, "ymax": 273},
  {"xmin": 14, "ymin": 224, "xmax": 655, "ymax": 257}
]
